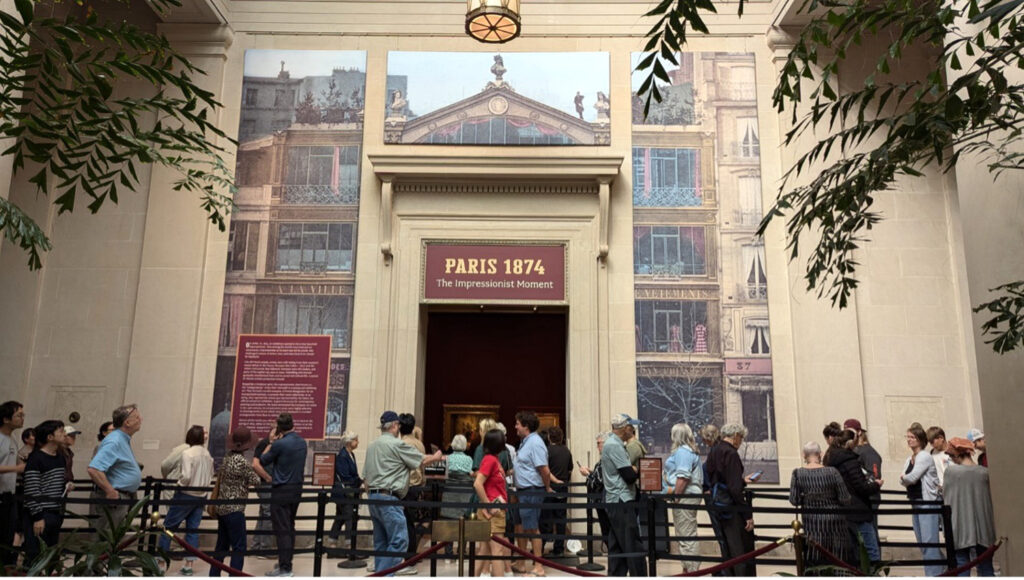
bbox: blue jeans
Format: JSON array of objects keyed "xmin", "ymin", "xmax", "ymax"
[
  {"xmin": 955, "ymin": 545, "xmax": 995, "ymax": 577},
  {"xmin": 848, "ymin": 521, "xmax": 881, "ymax": 562},
  {"xmin": 159, "ymin": 491, "xmax": 204, "ymax": 561},
  {"xmin": 211, "ymin": 511, "xmax": 247, "ymax": 576},
  {"xmin": 912, "ymin": 509, "xmax": 945, "ymax": 576},
  {"xmin": 369, "ymin": 493, "xmax": 408, "ymax": 575}
]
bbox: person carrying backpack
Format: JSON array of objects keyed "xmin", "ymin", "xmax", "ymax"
[{"xmin": 579, "ymin": 432, "xmax": 611, "ymax": 550}]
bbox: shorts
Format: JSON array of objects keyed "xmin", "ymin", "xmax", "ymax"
[
  {"xmin": 515, "ymin": 486, "xmax": 544, "ymax": 531},
  {"xmin": 478, "ymin": 508, "xmax": 507, "ymax": 535}
]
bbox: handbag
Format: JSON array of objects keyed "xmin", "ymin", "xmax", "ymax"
[{"xmin": 206, "ymin": 469, "xmax": 222, "ymax": 519}]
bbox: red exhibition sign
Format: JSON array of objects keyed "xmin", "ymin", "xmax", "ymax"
[
  {"xmin": 230, "ymin": 334, "xmax": 332, "ymax": 440},
  {"xmin": 423, "ymin": 243, "xmax": 566, "ymax": 303}
]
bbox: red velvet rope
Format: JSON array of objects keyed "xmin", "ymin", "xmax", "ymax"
[
  {"xmin": 170, "ymin": 533, "xmax": 253, "ymax": 577},
  {"xmin": 804, "ymin": 537, "xmax": 865, "ymax": 576},
  {"xmin": 670, "ymin": 538, "xmax": 791, "ymax": 577},
  {"xmin": 490, "ymin": 535, "xmax": 605, "ymax": 577},
  {"xmin": 938, "ymin": 541, "xmax": 1002, "ymax": 577},
  {"xmin": 367, "ymin": 541, "xmax": 450, "ymax": 577}
]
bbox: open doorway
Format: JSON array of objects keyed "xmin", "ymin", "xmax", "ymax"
[{"xmin": 422, "ymin": 310, "xmax": 567, "ymax": 451}]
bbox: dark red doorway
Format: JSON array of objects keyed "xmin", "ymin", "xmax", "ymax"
[{"xmin": 422, "ymin": 311, "xmax": 567, "ymax": 451}]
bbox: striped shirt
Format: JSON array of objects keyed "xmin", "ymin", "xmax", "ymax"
[{"xmin": 24, "ymin": 449, "xmax": 66, "ymax": 518}]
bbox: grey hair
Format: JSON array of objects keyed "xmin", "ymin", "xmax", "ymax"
[
  {"xmin": 380, "ymin": 420, "xmax": 398, "ymax": 432},
  {"xmin": 802, "ymin": 441, "xmax": 822, "ymax": 461},
  {"xmin": 670, "ymin": 423, "xmax": 697, "ymax": 452},
  {"xmin": 496, "ymin": 422, "xmax": 507, "ymax": 435},
  {"xmin": 340, "ymin": 431, "xmax": 358, "ymax": 447},
  {"xmin": 112, "ymin": 404, "xmax": 138, "ymax": 429},
  {"xmin": 451, "ymin": 434, "xmax": 468, "ymax": 452},
  {"xmin": 720, "ymin": 423, "xmax": 748, "ymax": 438},
  {"xmin": 596, "ymin": 432, "xmax": 611, "ymax": 443}
]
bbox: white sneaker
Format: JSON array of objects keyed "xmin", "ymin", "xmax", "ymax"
[{"xmin": 396, "ymin": 565, "xmax": 418, "ymax": 576}]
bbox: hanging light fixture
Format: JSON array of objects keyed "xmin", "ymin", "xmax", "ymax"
[{"xmin": 466, "ymin": 0, "xmax": 521, "ymax": 43}]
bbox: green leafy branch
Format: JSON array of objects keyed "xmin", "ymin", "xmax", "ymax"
[
  {"xmin": 0, "ymin": 0, "xmax": 236, "ymax": 269},
  {"xmin": 973, "ymin": 282, "xmax": 1024, "ymax": 353}
]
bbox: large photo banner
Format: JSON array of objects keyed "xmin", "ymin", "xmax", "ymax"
[
  {"xmin": 630, "ymin": 52, "xmax": 779, "ymax": 482},
  {"xmin": 209, "ymin": 49, "xmax": 367, "ymax": 460}
]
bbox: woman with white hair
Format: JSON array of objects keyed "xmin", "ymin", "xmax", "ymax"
[
  {"xmin": 664, "ymin": 423, "xmax": 703, "ymax": 572},
  {"xmin": 789, "ymin": 441, "xmax": 853, "ymax": 570},
  {"xmin": 329, "ymin": 431, "xmax": 362, "ymax": 547},
  {"xmin": 440, "ymin": 434, "xmax": 476, "ymax": 520}
]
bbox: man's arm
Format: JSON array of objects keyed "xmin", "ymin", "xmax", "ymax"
[
  {"xmin": 251, "ymin": 457, "xmax": 272, "ymax": 482},
  {"xmin": 0, "ymin": 464, "xmax": 24, "ymax": 474},
  {"xmin": 537, "ymin": 464, "xmax": 555, "ymax": 490},
  {"xmin": 87, "ymin": 467, "xmax": 119, "ymax": 500}
]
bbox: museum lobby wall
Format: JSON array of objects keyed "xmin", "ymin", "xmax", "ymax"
[{"xmin": 0, "ymin": 0, "xmax": 1018, "ymax": 571}]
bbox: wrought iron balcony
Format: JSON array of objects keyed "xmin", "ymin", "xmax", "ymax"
[
  {"xmin": 280, "ymin": 184, "xmax": 360, "ymax": 205},
  {"xmin": 632, "ymin": 186, "xmax": 703, "ymax": 208}
]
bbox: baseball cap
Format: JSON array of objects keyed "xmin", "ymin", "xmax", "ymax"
[
  {"xmin": 946, "ymin": 437, "xmax": 974, "ymax": 455},
  {"xmin": 966, "ymin": 428, "xmax": 985, "ymax": 442},
  {"xmin": 610, "ymin": 413, "xmax": 641, "ymax": 430},
  {"xmin": 380, "ymin": 410, "xmax": 400, "ymax": 426},
  {"xmin": 64, "ymin": 426, "xmax": 82, "ymax": 436},
  {"xmin": 843, "ymin": 418, "xmax": 864, "ymax": 432}
]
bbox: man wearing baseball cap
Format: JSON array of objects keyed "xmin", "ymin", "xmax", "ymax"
[
  {"xmin": 967, "ymin": 429, "xmax": 987, "ymax": 467},
  {"xmin": 600, "ymin": 413, "xmax": 646, "ymax": 576},
  {"xmin": 61, "ymin": 426, "xmax": 82, "ymax": 489},
  {"xmin": 363, "ymin": 411, "xmax": 442, "ymax": 575}
]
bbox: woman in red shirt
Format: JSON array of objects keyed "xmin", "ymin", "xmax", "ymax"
[{"xmin": 474, "ymin": 429, "xmax": 509, "ymax": 577}]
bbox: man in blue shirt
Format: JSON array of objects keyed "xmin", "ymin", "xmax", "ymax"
[
  {"xmin": 512, "ymin": 411, "xmax": 557, "ymax": 577},
  {"xmin": 88, "ymin": 404, "xmax": 143, "ymax": 532},
  {"xmin": 601, "ymin": 413, "xmax": 646, "ymax": 576},
  {"xmin": 259, "ymin": 413, "xmax": 307, "ymax": 577}
]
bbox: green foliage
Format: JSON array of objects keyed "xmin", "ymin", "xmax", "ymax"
[
  {"xmin": 25, "ymin": 496, "xmax": 168, "ymax": 576},
  {"xmin": 0, "ymin": 0, "xmax": 235, "ymax": 270},
  {"xmin": 637, "ymin": 0, "xmax": 1024, "ymax": 352},
  {"xmin": 973, "ymin": 281, "xmax": 1024, "ymax": 353}
]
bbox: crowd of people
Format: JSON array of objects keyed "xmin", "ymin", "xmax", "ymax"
[
  {"xmin": 789, "ymin": 418, "xmax": 995, "ymax": 576},
  {"xmin": 0, "ymin": 398, "xmax": 999, "ymax": 577}
]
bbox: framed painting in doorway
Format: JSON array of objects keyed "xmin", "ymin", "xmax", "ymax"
[
  {"xmin": 443, "ymin": 404, "xmax": 500, "ymax": 447},
  {"xmin": 536, "ymin": 412, "xmax": 560, "ymax": 432}
]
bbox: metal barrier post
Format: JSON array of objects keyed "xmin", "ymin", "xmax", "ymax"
[
  {"xmin": 338, "ymin": 490, "xmax": 368, "ymax": 568},
  {"xmin": 148, "ymin": 480, "xmax": 164, "ymax": 555},
  {"xmin": 314, "ymin": 491, "xmax": 327, "ymax": 577},
  {"xmin": 942, "ymin": 504, "xmax": 957, "ymax": 571},
  {"xmin": 646, "ymin": 494, "xmax": 658, "ymax": 577},
  {"xmin": 430, "ymin": 539, "xmax": 438, "ymax": 577},
  {"xmin": 577, "ymin": 502, "xmax": 605, "ymax": 572},
  {"xmin": 792, "ymin": 520, "xmax": 806, "ymax": 577}
]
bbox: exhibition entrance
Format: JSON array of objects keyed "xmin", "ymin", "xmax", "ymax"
[{"xmin": 422, "ymin": 310, "xmax": 567, "ymax": 449}]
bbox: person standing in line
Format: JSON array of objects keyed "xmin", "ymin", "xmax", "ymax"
[
  {"xmin": 21, "ymin": 420, "xmax": 68, "ymax": 565},
  {"xmin": 845, "ymin": 418, "xmax": 882, "ymax": 526},
  {"xmin": 705, "ymin": 423, "xmax": 757, "ymax": 577},
  {"xmin": 93, "ymin": 422, "xmax": 115, "ymax": 458},
  {"xmin": 601, "ymin": 413, "xmax": 646, "ymax": 577},
  {"xmin": 966, "ymin": 429, "xmax": 987, "ymax": 467},
  {"xmin": 825, "ymin": 430, "xmax": 883, "ymax": 564},
  {"xmin": 578, "ymin": 432, "xmax": 611, "ymax": 551},
  {"xmin": 543, "ymin": 426, "xmax": 572, "ymax": 557},
  {"xmin": 790, "ymin": 441, "xmax": 854, "ymax": 569},
  {"xmin": 399, "ymin": 415, "xmax": 430, "ymax": 559},
  {"xmin": 440, "ymin": 434, "xmax": 474, "ymax": 522},
  {"xmin": 0, "ymin": 401, "xmax": 26, "ymax": 570},
  {"xmin": 157, "ymin": 425, "xmax": 214, "ymax": 576},
  {"xmin": 259, "ymin": 413, "xmax": 307, "ymax": 577},
  {"xmin": 471, "ymin": 418, "xmax": 512, "ymax": 474},
  {"xmin": 943, "ymin": 437, "xmax": 996, "ymax": 577},
  {"xmin": 928, "ymin": 426, "xmax": 951, "ymax": 496},
  {"xmin": 698, "ymin": 423, "xmax": 730, "ymax": 565},
  {"xmin": 60, "ymin": 426, "xmax": 80, "ymax": 488},
  {"xmin": 87, "ymin": 404, "xmax": 143, "ymax": 532},
  {"xmin": 900, "ymin": 422, "xmax": 943, "ymax": 576},
  {"xmin": 363, "ymin": 411, "xmax": 442, "ymax": 576},
  {"xmin": 664, "ymin": 423, "xmax": 704, "ymax": 573},
  {"xmin": 329, "ymin": 431, "xmax": 362, "ymax": 551},
  {"xmin": 18, "ymin": 428, "xmax": 34, "ymax": 465},
  {"xmin": 210, "ymin": 427, "xmax": 263, "ymax": 577},
  {"xmin": 249, "ymin": 425, "xmax": 277, "ymax": 554},
  {"xmin": 512, "ymin": 410, "xmax": 558, "ymax": 577},
  {"xmin": 473, "ymin": 429, "xmax": 510, "ymax": 578},
  {"xmin": 822, "ymin": 422, "xmax": 842, "ymax": 464}
]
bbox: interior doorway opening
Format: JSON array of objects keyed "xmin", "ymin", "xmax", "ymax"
[{"xmin": 422, "ymin": 310, "xmax": 567, "ymax": 452}]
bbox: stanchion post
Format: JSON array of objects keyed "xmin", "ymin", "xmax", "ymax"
[
  {"xmin": 942, "ymin": 504, "xmax": 956, "ymax": 571},
  {"xmin": 577, "ymin": 500, "xmax": 605, "ymax": 572},
  {"xmin": 314, "ymin": 491, "xmax": 327, "ymax": 577},
  {"xmin": 646, "ymin": 493, "xmax": 658, "ymax": 577},
  {"xmin": 430, "ymin": 539, "xmax": 438, "ymax": 577},
  {"xmin": 338, "ymin": 490, "xmax": 367, "ymax": 569},
  {"xmin": 792, "ymin": 520, "xmax": 806, "ymax": 577},
  {"xmin": 148, "ymin": 480, "xmax": 164, "ymax": 555}
]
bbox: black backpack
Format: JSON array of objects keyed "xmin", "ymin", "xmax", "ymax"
[{"xmin": 585, "ymin": 463, "xmax": 605, "ymax": 496}]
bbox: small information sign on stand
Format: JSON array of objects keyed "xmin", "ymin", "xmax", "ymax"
[
  {"xmin": 639, "ymin": 457, "xmax": 663, "ymax": 492},
  {"xmin": 312, "ymin": 452, "xmax": 335, "ymax": 487}
]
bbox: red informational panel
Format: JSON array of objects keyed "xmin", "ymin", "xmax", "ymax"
[
  {"xmin": 230, "ymin": 334, "xmax": 332, "ymax": 440},
  {"xmin": 312, "ymin": 453, "xmax": 336, "ymax": 487},
  {"xmin": 423, "ymin": 242, "xmax": 566, "ymax": 303},
  {"xmin": 639, "ymin": 457, "xmax": 663, "ymax": 492}
]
